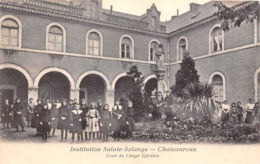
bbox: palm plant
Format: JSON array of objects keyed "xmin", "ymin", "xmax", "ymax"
[{"xmin": 181, "ymin": 82, "xmax": 221, "ymax": 120}]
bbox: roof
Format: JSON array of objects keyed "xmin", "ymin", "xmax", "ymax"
[{"xmin": 164, "ymin": 1, "xmax": 248, "ymax": 33}]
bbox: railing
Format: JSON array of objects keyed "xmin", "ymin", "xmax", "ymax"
[
  {"xmin": 104, "ymin": 13, "xmax": 149, "ymax": 29},
  {"xmin": 1, "ymin": 0, "xmax": 86, "ymax": 16}
]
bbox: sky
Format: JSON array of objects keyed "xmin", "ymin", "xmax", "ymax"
[{"xmin": 102, "ymin": 0, "xmax": 210, "ymax": 21}]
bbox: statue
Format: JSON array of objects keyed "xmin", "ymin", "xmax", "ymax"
[{"xmin": 155, "ymin": 44, "xmax": 164, "ymax": 70}]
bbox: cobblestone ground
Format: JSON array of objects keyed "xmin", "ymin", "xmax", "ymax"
[{"xmin": 0, "ymin": 124, "xmax": 118, "ymax": 143}]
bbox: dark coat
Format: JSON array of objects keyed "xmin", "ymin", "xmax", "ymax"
[
  {"xmin": 125, "ymin": 107, "xmax": 135, "ymax": 131},
  {"xmin": 50, "ymin": 104, "xmax": 58, "ymax": 128},
  {"xmin": 80, "ymin": 104, "xmax": 88, "ymax": 129},
  {"xmin": 148, "ymin": 96, "xmax": 157, "ymax": 112},
  {"xmin": 13, "ymin": 102, "xmax": 25, "ymax": 127},
  {"xmin": 1, "ymin": 103, "xmax": 12, "ymax": 123},
  {"xmin": 111, "ymin": 105, "xmax": 125, "ymax": 131},
  {"xmin": 39, "ymin": 108, "xmax": 51, "ymax": 132},
  {"xmin": 26, "ymin": 102, "xmax": 34, "ymax": 121},
  {"xmin": 32, "ymin": 104, "xmax": 42, "ymax": 128},
  {"xmin": 99, "ymin": 110, "xmax": 111, "ymax": 133},
  {"xmin": 69, "ymin": 109, "xmax": 84, "ymax": 134},
  {"xmin": 57, "ymin": 105, "xmax": 70, "ymax": 130}
]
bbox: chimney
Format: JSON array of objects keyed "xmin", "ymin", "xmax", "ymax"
[
  {"xmin": 177, "ymin": 9, "xmax": 179, "ymax": 16},
  {"xmin": 189, "ymin": 3, "xmax": 200, "ymax": 12},
  {"xmin": 110, "ymin": 5, "xmax": 113, "ymax": 14}
]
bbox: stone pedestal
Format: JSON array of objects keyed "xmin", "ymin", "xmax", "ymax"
[
  {"xmin": 70, "ymin": 89, "xmax": 80, "ymax": 101},
  {"xmin": 105, "ymin": 89, "xmax": 115, "ymax": 111},
  {"xmin": 28, "ymin": 87, "xmax": 38, "ymax": 102},
  {"xmin": 155, "ymin": 69, "xmax": 166, "ymax": 95}
]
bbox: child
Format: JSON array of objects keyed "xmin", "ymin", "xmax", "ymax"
[
  {"xmin": 229, "ymin": 102, "xmax": 238, "ymax": 125},
  {"xmin": 13, "ymin": 98, "xmax": 25, "ymax": 132},
  {"xmin": 221, "ymin": 100, "xmax": 230, "ymax": 126},
  {"xmin": 39, "ymin": 103, "xmax": 51, "ymax": 142},
  {"xmin": 33, "ymin": 99, "xmax": 43, "ymax": 135},
  {"xmin": 125, "ymin": 100, "xmax": 135, "ymax": 139},
  {"xmin": 57, "ymin": 100, "xmax": 70, "ymax": 141},
  {"xmin": 164, "ymin": 91, "xmax": 173, "ymax": 121},
  {"xmin": 99, "ymin": 104, "xmax": 111, "ymax": 141},
  {"xmin": 237, "ymin": 101, "xmax": 244, "ymax": 124},
  {"xmin": 1, "ymin": 99, "xmax": 12, "ymax": 129},
  {"xmin": 50, "ymin": 101, "xmax": 58, "ymax": 136},
  {"xmin": 245, "ymin": 99, "xmax": 255, "ymax": 124},
  {"xmin": 69, "ymin": 103, "xmax": 84, "ymax": 142},
  {"xmin": 157, "ymin": 92, "xmax": 165, "ymax": 119},
  {"xmin": 112, "ymin": 99, "xmax": 124, "ymax": 141},
  {"xmin": 26, "ymin": 98, "xmax": 34, "ymax": 127},
  {"xmin": 96, "ymin": 100, "xmax": 103, "ymax": 139},
  {"xmin": 46, "ymin": 98, "xmax": 52, "ymax": 111},
  {"xmin": 85, "ymin": 102, "xmax": 100, "ymax": 141},
  {"xmin": 80, "ymin": 98, "xmax": 88, "ymax": 141}
]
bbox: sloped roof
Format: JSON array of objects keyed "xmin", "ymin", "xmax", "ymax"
[{"xmin": 164, "ymin": 1, "xmax": 245, "ymax": 33}]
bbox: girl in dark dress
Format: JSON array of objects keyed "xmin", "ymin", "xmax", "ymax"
[
  {"xmin": 57, "ymin": 100, "xmax": 70, "ymax": 141},
  {"xmin": 125, "ymin": 100, "xmax": 135, "ymax": 139},
  {"xmin": 33, "ymin": 99, "xmax": 43, "ymax": 135},
  {"xmin": 80, "ymin": 98, "xmax": 88, "ymax": 141},
  {"xmin": 50, "ymin": 101, "xmax": 58, "ymax": 136},
  {"xmin": 69, "ymin": 103, "xmax": 84, "ymax": 142},
  {"xmin": 112, "ymin": 99, "xmax": 125, "ymax": 141},
  {"xmin": 229, "ymin": 102, "xmax": 238, "ymax": 125},
  {"xmin": 39, "ymin": 103, "xmax": 51, "ymax": 142},
  {"xmin": 237, "ymin": 101, "xmax": 244, "ymax": 124},
  {"xmin": 1, "ymin": 99, "xmax": 12, "ymax": 129},
  {"xmin": 13, "ymin": 98, "xmax": 25, "ymax": 132},
  {"xmin": 26, "ymin": 98, "xmax": 34, "ymax": 127},
  {"xmin": 99, "ymin": 104, "xmax": 111, "ymax": 141}
]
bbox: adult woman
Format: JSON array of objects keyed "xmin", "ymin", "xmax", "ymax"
[
  {"xmin": 112, "ymin": 99, "xmax": 125, "ymax": 141},
  {"xmin": 13, "ymin": 98, "xmax": 25, "ymax": 132},
  {"xmin": 57, "ymin": 100, "xmax": 70, "ymax": 141}
]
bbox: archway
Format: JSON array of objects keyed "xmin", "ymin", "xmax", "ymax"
[
  {"xmin": 79, "ymin": 74, "xmax": 106, "ymax": 104},
  {"xmin": 0, "ymin": 68, "xmax": 28, "ymax": 108},
  {"xmin": 38, "ymin": 72, "xmax": 70, "ymax": 102}
]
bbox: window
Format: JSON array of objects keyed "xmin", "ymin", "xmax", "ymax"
[
  {"xmin": 1, "ymin": 19, "xmax": 18, "ymax": 47},
  {"xmin": 88, "ymin": 32, "xmax": 100, "ymax": 56},
  {"xmin": 211, "ymin": 27, "xmax": 223, "ymax": 53},
  {"xmin": 149, "ymin": 41, "xmax": 158, "ymax": 61},
  {"xmin": 121, "ymin": 37, "xmax": 132, "ymax": 59},
  {"xmin": 177, "ymin": 37, "xmax": 188, "ymax": 62},
  {"xmin": 48, "ymin": 26, "xmax": 63, "ymax": 52},
  {"xmin": 212, "ymin": 75, "xmax": 224, "ymax": 102}
]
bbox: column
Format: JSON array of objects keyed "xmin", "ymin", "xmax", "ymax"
[
  {"xmin": 28, "ymin": 87, "xmax": 38, "ymax": 102},
  {"xmin": 105, "ymin": 89, "xmax": 115, "ymax": 111},
  {"xmin": 70, "ymin": 88, "xmax": 80, "ymax": 102}
]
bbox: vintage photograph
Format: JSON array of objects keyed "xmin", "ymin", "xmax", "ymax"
[{"xmin": 0, "ymin": 0, "xmax": 259, "ymax": 163}]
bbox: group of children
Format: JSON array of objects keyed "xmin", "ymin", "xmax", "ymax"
[
  {"xmin": 1, "ymin": 98, "xmax": 135, "ymax": 142},
  {"xmin": 220, "ymin": 99, "xmax": 260, "ymax": 125}
]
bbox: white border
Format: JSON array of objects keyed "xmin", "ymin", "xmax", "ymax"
[
  {"xmin": 209, "ymin": 71, "xmax": 226, "ymax": 101},
  {"xmin": 46, "ymin": 22, "xmax": 66, "ymax": 52},
  {"xmin": 0, "ymin": 15, "xmax": 22, "ymax": 49},
  {"xmin": 119, "ymin": 34, "xmax": 135, "ymax": 59},
  {"xmin": 176, "ymin": 36, "xmax": 188, "ymax": 62},
  {"xmin": 0, "ymin": 63, "xmax": 33, "ymax": 87},
  {"xmin": 86, "ymin": 29, "xmax": 103, "ymax": 56},
  {"xmin": 76, "ymin": 70, "xmax": 111, "ymax": 89},
  {"xmin": 34, "ymin": 67, "xmax": 75, "ymax": 89},
  {"xmin": 209, "ymin": 24, "xmax": 224, "ymax": 54}
]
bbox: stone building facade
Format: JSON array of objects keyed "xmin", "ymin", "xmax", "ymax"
[{"xmin": 0, "ymin": 0, "xmax": 259, "ymax": 109}]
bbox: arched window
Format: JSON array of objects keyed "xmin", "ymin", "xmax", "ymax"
[
  {"xmin": 47, "ymin": 25, "xmax": 63, "ymax": 52},
  {"xmin": 1, "ymin": 19, "xmax": 19, "ymax": 47},
  {"xmin": 149, "ymin": 41, "xmax": 159, "ymax": 61},
  {"xmin": 88, "ymin": 32, "xmax": 100, "ymax": 56},
  {"xmin": 121, "ymin": 37, "xmax": 132, "ymax": 59},
  {"xmin": 177, "ymin": 37, "xmax": 188, "ymax": 62},
  {"xmin": 210, "ymin": 27, "xmax": 223, "ymax": 53},
  {"xmin": 212, "ymin": 74, "xmax": 224, "ymax": 102}
]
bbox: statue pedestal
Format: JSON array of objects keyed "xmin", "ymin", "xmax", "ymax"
[{"xmin": 155, "ymin": 69, "xmax": 166, "ymax": 94}]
